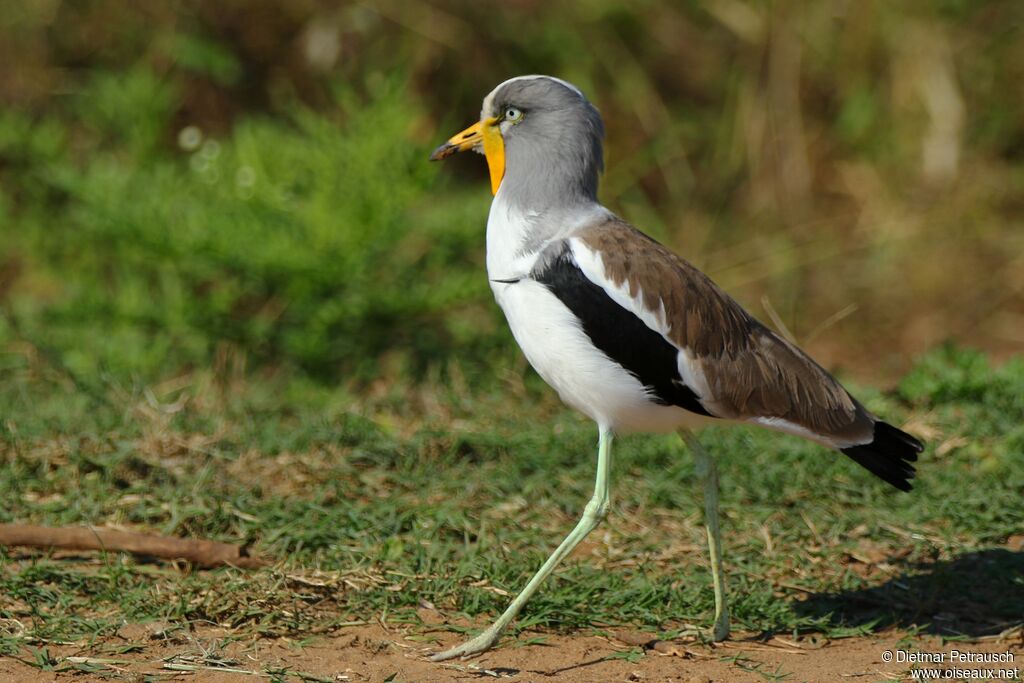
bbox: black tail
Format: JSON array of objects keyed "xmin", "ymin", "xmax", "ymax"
[{"xmin": 840, "ymin": 421, "xmax": 923, "ymax": 492}]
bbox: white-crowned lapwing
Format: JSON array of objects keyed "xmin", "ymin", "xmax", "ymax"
[{"xmin": 428, "ymin": 75, "xmax": 923, "ymax": 661}]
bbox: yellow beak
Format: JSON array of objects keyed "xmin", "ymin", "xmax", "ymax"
[{"xmin": 429, "ymin": 117, "xmax": 505, "ymax": 195}]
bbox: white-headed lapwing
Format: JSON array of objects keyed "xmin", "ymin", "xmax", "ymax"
[{"xmin": 428, "ymin": 75, "xmax": 923, "ymax": 661}]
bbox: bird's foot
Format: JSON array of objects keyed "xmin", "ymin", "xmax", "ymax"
[
  {"xmin": 674, "ymin": 627, "xmax": 729, "ymax": 643},
  {"xmin": 711, "ymin": 611, "xmax": 730, "ymax": 642},
  {"xmin": 429, "ymin": 627, "xmax": 503, "ymax": 662},
  {"xmin": 672, "ymin": 611, "xmax": 729, "ymax": 644}
]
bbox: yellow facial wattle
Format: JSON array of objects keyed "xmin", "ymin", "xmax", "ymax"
[{"xmin": 481, "ymin": 117, "xmax": 505, "ymax": 195}]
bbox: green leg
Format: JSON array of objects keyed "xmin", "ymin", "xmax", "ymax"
[
  {"xmin": 431, "ymin": 427, "xmax": 614, "ymax": 661},
  {"xmin": 680, "ymin": 430, "xmax": 730, "ymax": 641}
]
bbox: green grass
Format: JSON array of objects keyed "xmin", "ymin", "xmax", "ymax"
[{"xmin": 1, "ymin": 345, "xmax": 1022, "ymax": 661}]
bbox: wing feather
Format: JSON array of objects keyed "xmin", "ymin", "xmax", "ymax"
[{"xmin": 573, "ymin": 217, "xmax": 874, "ymax": 446}]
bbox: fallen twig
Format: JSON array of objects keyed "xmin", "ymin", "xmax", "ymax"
[{"xmin": 0, "ymin": 524, "xmax": 269, "ymax": 568}]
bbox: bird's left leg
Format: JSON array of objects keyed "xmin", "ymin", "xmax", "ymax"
[
  {"xmin": 680, "ymin": 430, "xmax": 730, "ymax": 641},
  {"xmin": 430, "ymin": 427, "xmax": 614, "ymax": 661}
]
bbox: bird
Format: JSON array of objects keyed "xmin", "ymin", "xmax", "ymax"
[{"xmin": 427, "ymin": 75, "xmax": 923, "ymax": 661}]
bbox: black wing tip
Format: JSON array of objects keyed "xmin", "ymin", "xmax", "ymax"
[
  {"xmin": 875, "ymin": 420, "xmax": 925, "ymax": 458},
  {"xmin": 841, "ymin": 421, "xmax": 924, "ymax": 492}
]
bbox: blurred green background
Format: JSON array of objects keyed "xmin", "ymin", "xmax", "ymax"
[{"xmin": 1, "ymin": 0, "xmax": 1022, "ymax": 390}]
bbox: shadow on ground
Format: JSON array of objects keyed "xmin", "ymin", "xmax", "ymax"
[{"xmin": 795, "ymin": 549, "xmax": 1024, "ymax": 637}]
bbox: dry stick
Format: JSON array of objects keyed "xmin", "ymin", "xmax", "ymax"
[{"xmin": 0, "ymin": 524, "xmax": 269, "ymax": 569}]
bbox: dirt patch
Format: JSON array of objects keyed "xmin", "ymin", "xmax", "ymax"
[{"xmin": 1, "ymin": 623, "xmax": 1021, "ymax": 682}]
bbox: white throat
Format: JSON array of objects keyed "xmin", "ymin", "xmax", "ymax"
[
  {"xmin": 485, "ymin": 188, "xmax": 610, "ymax": 286},
  {"xmin": 485, "ymin": 192, "xmax": 539, "ymax": 283}
]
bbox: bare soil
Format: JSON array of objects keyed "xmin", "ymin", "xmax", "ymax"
[{"xmin": 2, "ymin": 623, "xmax": 1021, "ymax": 682}]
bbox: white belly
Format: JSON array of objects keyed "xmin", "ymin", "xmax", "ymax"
[{"xmin": 492, "ymin": 279, "xmax": 708, "ymax": 433}]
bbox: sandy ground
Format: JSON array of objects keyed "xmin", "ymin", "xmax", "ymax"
[{"xmin": 1, "ymin": 623, "xmax": 1021, "ymax": 682}]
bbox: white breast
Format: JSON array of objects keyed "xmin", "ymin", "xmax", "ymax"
[
  {"xmin": 484, "ymin": 193, "xmax": 537, "ymax": 282},
  {"xmin": 484, "ymin": 194, "xmax": 709, "ymax": 433}
]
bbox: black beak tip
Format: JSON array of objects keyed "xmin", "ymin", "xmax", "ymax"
[{"xmin": 429, "ymin": 142, "xmax": 455, "ymax": 162}]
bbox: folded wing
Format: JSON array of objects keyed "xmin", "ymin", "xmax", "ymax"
[{"xmin": 550, "ymin": 217, "xmax": 921, "ymax": 490}]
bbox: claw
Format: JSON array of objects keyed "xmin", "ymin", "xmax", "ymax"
[{"xmin": 429, "ymin": 630, "xmax": 502, "ymax": 661}]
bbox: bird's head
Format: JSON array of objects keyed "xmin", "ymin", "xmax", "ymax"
[{"xmin": 430, "ymin": 75, "xmax": 604, "ymax": 204}]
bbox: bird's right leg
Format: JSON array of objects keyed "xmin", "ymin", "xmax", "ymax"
[
  {"xmin": 680, "ymin": 430, "xmax": 730, "ymax": 642},
  {"xmin": 430, "ymin": 426, "xmax": 614, "ymax": 661}
]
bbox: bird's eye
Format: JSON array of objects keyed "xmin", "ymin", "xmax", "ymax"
[{"xmin": 504, "ymin": 107, "xmax": 523, "ymax": 122}]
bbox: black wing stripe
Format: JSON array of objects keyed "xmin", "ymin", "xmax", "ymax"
[{"xmin": 532, "ymin": 245, "xmax": 714, "ymax": 418}]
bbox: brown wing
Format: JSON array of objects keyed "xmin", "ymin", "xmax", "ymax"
[{"xmin": 577, "ymin": 217, "xmax": 873, "ymax": 445}]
